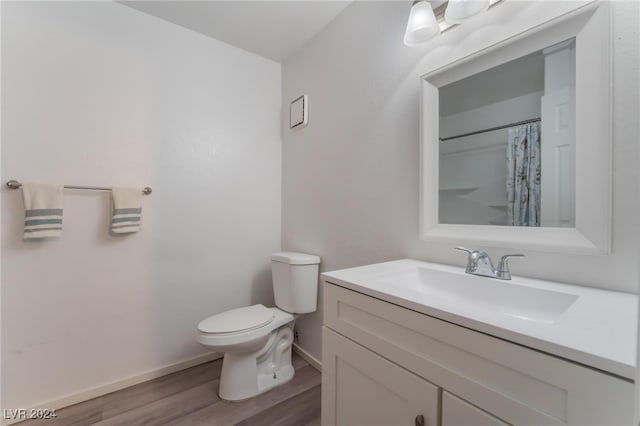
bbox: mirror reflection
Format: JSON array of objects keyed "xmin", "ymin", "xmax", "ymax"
[{"xmin": 438, "ymin": 38, "xmax": 575, "ymax": 227}]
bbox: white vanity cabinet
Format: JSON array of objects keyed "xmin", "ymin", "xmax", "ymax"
[{"xmin": 321, "ymin": 283, "xmax": 635, "ymax": 426}]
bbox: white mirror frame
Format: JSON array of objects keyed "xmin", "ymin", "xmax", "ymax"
[{"xmin": 420, "ymin": 1, "xmax": 610, "ymax": 255}]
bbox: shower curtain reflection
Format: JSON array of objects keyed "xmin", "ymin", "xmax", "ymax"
[{"xmin": 506, "ymin": 123, "xmax": 541, "ymax": 226}]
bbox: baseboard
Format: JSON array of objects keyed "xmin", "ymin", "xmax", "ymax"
[
  {"xmin": 293, "ymin": 343, "xmax": 322, "ymax": 372},
  {"xmin": 1, "ymin": 351, "xmax": 222, "ymax": 426}
]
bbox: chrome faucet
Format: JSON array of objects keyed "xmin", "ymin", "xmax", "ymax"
[{"xmin": 455, "ymin": 247, "xmax": 525, "ymax": 280}]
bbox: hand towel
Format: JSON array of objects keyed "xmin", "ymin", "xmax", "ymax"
[
  {"xmin": 111, "ymin": 187, "xmax": 143, "ymax": 234},
  {"xmin": 21, "ymin": 182, "xmax": 64, "ymax": 240}
]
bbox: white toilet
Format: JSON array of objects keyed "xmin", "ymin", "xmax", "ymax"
[{"xmin": 197, "ymin": 251, "xmax": 320, "ymax": 401}]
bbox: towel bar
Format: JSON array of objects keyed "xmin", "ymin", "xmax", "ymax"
[{"xmin": 5, "ymin": 180, "xmax": 152, "ymax": 195}]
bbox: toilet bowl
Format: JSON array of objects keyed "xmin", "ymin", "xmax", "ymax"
[
  {"xmin": 197, "ymin": 252, "xmax": 320, "ymax": 401},
  {"xmin": 197, "ymin": 305, "xmax": 296, "ymax": 401}
]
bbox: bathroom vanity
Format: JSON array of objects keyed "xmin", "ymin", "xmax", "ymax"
[{"xmin": 320, "ymin": 260, "xmax": 636, "ymax": 426}]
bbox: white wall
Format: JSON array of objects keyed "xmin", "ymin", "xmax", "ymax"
[
  {"xmin": 1, "ymin": 1, "xmax": 281, "ymax": 410},
  {"xmin": 282, "ymin": 1, "xmax": 639, "ymax": 361}
]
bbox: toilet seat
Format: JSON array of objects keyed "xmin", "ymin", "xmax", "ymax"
[{"xmin": 198, "ymin": 304, "xmax": 275, "ymax": 335}]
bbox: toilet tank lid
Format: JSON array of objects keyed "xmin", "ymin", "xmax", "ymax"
[{"xmin": 271, "ymin": 251, "xmax": 321, "ymax": 265}]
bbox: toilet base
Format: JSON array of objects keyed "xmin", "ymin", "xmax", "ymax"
[
  {"xmin": 256, "ymin": 362, "xmax": 294, "ymax": 393},
  {"xmin": 218, "ymin": 323, "xmax": 295, "ymax": 401}
]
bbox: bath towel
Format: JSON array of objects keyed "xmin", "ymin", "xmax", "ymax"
[
  {"xmin": 21, "ymin": 182, "xmax": 64, "ymax": 240},
  {"xmin": 110, "ymin": 187, "xmax": 143, "ymax": 234}
]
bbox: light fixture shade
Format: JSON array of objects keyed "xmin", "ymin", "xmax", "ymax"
[
  {"xmin": 444, "ymin": 0, "xmax": 490, "ymax": 24},
  {"xmin": 404, "ymin": 0, "xmax": 439, "ymax": 47}
]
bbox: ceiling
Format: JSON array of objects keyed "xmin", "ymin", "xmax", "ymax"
[{"xmin": 120, "ymin": 1, "xmax": 352, "ymax": 63}]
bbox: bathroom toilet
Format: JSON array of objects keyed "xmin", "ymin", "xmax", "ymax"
[{"xmin": 197, "ymin": 251, "xmax": 320, "ymax": 401}]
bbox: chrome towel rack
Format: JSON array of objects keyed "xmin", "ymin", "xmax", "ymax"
[{"xmin": 6, "ymin": 180, "xmax": 152, "ymax": 195}]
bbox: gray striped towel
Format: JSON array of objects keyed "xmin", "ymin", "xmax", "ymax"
[
  {"xmin": 111, "ymin": 187, "xmax": 142, "ymax": 234},
  {"xmin": 21, "ymin": 183, "xmax": 64, "ymax": 240}
]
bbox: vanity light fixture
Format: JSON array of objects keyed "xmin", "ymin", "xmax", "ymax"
[
  {"xmin": 403, "ymin": 0, "xmax": 440, "ymax": 46},
  {"xmin": 404, "ymin": 0, "xmax": 503, "ymax": 46},
  {"xmin": 444, "ymin": 0, "xmax": 490, "ymax": 24}
]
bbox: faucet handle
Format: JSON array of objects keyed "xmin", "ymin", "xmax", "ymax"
[
  {"xmin": 455, "ymin": 246, "xmax": 488, "ymax": 262},
  {"xmin": 454, "ymin": 246, "xmax": 473, "ymax": 254},
  {"xmin": 498, "ymin": 253, "xmax": 525, "ymax": 266},
  {"xmin": 496, "ymin": 253, "xmax": 525, "ymax": 279},
  {"xmin": 455, "ymin": 247, "xmax": 485, "ymax": 274}
]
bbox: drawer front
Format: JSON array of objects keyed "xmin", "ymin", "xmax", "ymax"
[{"xmin": 324, "ymin": 283, "xmax": 634, "ymax": 426}]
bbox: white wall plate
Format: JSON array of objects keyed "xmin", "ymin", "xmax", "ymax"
[{"xmin": 290, "ymin": 94, "xmax": 308, "ymax": 129}]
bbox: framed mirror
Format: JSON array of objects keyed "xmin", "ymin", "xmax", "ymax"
[{"xmin": 420, "ymin": 1, "xmax": 610, "ymax": 254}]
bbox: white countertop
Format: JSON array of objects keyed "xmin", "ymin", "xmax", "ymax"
[{"xmin": 322, "ymin": 259, "xmax": 637, "ymax": 380}]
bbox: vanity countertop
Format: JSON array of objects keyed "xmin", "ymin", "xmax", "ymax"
[{"xmin": 321, "ymin": 259, "xmax": 637, "ymax": 380}]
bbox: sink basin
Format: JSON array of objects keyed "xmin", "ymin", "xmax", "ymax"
[{"xmin": 374, "ymin": 267, "xmax": 578, "ymax": 324}]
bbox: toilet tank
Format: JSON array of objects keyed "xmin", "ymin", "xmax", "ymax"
[{"xmin": 271, "ymin": 252, "xmax": 321, "ymax": 314}]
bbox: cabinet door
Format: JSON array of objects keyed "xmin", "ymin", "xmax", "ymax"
[
  {"xmin": 442, "ymin": 391, "xmax": 510, "ymax": 426},
  {"xmin": 322, "ymin": 327, "xmax": 439, "ymax": 426}
]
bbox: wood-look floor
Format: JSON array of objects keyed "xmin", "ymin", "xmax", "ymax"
[{"xmin": 18, "ymin": 354, "xmax": 321, "ymax": 426}]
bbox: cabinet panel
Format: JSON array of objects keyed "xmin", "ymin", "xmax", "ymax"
[
  {"xmin": 324, "ymin": 283, "xmax": 634, "ymax": 426},
  {"xmin": 322, "ymin": 327, "xmax": 439, "ymax": 426},
  {"xmin": 442, "ymin": 391, "xmax": 509, "ymax": 426}
]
